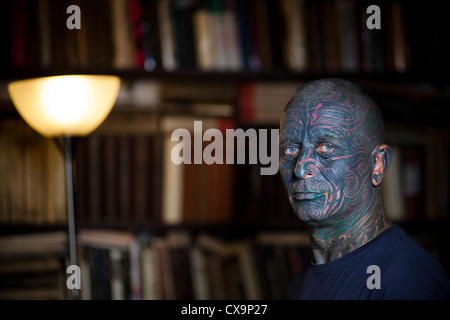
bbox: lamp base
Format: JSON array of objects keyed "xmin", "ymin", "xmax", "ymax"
[{"xmin": 64, "ymin": 136, "xmax": 79, "ymax": 300}]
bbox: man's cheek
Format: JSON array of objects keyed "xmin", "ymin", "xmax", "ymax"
[
  {"xmin": 279, "ymin": 163, "xmax": 294, "ymax": 196},
  {"xmin": 341, "ymin": 155, "xmax": 372, "ymax": 200},
  {"xmin": 342, "ymin": 172, "xmax": 361, "ymax": 199}
]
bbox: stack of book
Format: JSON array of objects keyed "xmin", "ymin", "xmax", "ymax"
[
  {"xmin": 4, "ymin": 0, "xmax": 413, "ymax": 74},
  {"xmin": 76, "ymin": 228, "xmax": 311, "ymax": 300},
  {"xmin": 0, "ymin": 231, "xmax": 67, "ymax": 299}
]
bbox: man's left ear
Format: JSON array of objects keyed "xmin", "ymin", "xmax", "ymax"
[{"xmin": 371, "ymin": 144, "xmax": 392, "ymax": 186}]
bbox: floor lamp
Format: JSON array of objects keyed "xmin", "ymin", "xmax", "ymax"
[{"xmin": 8, "ymin": 75, "xmax": 121, "ymax": 299}]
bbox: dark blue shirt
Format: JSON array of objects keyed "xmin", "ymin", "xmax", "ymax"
[{"xmin": 286, "ymin": 225, "xmax": 450, "ymax": 300}]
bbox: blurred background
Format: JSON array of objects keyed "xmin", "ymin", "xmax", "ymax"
[{"xmin": 0, "ymin": 0, "xmax": 449, "ymax": 299}]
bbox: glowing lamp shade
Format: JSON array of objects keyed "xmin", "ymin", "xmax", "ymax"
[{"xmin": 8, "ymin": 75, "xmax": 121, "ymax": 137}]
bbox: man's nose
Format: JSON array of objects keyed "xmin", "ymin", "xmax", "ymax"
[{"xmin": 294, "ymin": 148, "xmax": 315, "ymax": 179}]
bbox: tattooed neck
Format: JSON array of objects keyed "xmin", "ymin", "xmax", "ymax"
[{"xmin": 308, "ymin": 191, "xmax": 393, "ymax": 264}]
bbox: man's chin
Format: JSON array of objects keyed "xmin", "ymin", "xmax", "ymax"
[{"xmin": 293, "ymin": 202, "xmax": 329, "ymax": 224}]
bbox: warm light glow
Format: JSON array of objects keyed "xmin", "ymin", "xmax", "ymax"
[{"xmin": 8, "ymin": 75, "xmax": 121, "ymax": 137}]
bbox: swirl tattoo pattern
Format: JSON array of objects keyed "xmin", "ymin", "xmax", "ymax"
[{"xmin": 279, "ymin": 78, "xmax": 392, "ymax": 264}]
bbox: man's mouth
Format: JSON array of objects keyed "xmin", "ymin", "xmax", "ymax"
[{"xmin": 294, "ymin": 192, "xmax": 323, "ymax": 201}]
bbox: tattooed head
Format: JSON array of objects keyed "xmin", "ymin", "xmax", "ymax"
[{"xmin": 279, "ymin": 78, "xmax": 391, "ymax": 227}]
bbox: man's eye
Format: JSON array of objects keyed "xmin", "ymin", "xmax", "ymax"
[
  {"xmin": 317, "ymin": 143, "xmax": 335, "ymax": 153},
  {"xmin": 284, "ymin": 146, "xmax": 299, "ymax": 155}
]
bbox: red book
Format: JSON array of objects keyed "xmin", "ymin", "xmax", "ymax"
[
  {"xmin": 10, "ymin": 0, "xmax": 27, "ymax": 68},
  {"xmin": 129, "ymin": 0, "xmax": 145, "ymax": 69},
  {"xmin": 238, "ymin": 82, "xmax": 256, "ymax": 124},
  {"xmin": 402, "ymin": 146, "xmax": 422, "ymax": 221}
]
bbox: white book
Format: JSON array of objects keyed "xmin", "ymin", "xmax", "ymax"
[
  {"xmin": 110, "ymin": 0, "xmax": 135, "ymax": 69},
  {"xmin": 193, "ymin": 8, "xmax": 216, "ymax": 70},
  {"xmin": 158, "ymin": 0, "xmax": 178, "ymax": 71}
]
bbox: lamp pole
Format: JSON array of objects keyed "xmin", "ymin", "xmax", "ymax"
[
  {"xmin": 7, "ymin": 75, "xmax": 121, "ymax": 300},
  {"xmin": 64, "ymin": 135, "xmax": 79, "ymax": 300}
]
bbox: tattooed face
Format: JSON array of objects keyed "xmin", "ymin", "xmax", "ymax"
[{"xmin": 279, "ymin": 81, "xmax": 383, "ymax": 226}]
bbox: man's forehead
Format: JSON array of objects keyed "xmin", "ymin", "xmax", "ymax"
[{"xmin": 282, "ymin": 99, "xmax": 354, "ymax": 133}]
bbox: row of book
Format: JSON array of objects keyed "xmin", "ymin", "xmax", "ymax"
[
  {"xmin": 73, "ymin": 131, "xmax": 162, "ymax": 227},
  {"xmin": 0, "ymin": 232, "xmax": 67, "ymax": 299},
  {"xmin": 77, "ymin": 228, "xmax": 311, "ymax": 300},
  {"xmin": 74, "ymin": 115, "xmax": 240, "ymax": 228},
  {"xmin": 0, "ymin": 76, "xmax": 296, "ymax": 228},
  {"xmin": 4, "ymin": 0, "xmax": 422, "ymax": 74},
  {"xmin": 0, "ymin": 113, "xmax": 445, "ymax": 228},
  {"xmin": 238, "ymin": 81, "xmax": 301, "ymax": 124},
  {"xmin": 0, "ymin": 226, "xmax": 446, "ymax": 300},
  {"xmin": 382, "ymin": 125, "xmax": 449, "ymax": 222},
  {"xmin": 0, "ymin": 118, "xmax": 67, "ymax": 226}
]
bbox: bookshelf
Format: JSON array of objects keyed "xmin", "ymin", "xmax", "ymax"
[{"xmin": 0, "ymin": 0, "xmax": 449, "ymax": 299}]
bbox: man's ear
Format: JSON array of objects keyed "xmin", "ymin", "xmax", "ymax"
[{"xmin": 372, "ymin": 144, "xmax": 392, "ymax": 186}]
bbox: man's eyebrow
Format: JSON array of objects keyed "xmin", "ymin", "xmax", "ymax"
[
  {"xmin": 279, "ymin": 137, "xmax": 299, "ymax": 145},
  {"xmin": 313, "ymin": 129, "xmax": 344, "ymax": 140}
]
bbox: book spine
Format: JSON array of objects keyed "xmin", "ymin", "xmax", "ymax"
[
  {"xmin": 129, "ymin": 0, "xmax": 145, "ymax": 69},
  {"xmin": 158, "ymin": 0, "xmax": 178, "ymax": 71}
]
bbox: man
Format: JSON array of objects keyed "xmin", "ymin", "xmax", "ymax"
[{"xmin": 279, "ymin": 78, "xmax": 450, "ymax": 299}]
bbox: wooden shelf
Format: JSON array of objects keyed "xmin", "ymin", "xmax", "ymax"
[{"xmin": 3, "ymin": 67, "xmax": 450, "ymax": 84}]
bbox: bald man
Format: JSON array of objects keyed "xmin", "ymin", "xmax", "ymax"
[{"xmin": 279, "ymin": 78, "xmax": 450, "ymax": 299}]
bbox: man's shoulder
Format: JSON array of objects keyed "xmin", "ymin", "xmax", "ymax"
[
  {"xmin": 371, "ymin": 225, "xmax": 450, "ymax": 299},
  {"xmin": 381, "ymin": 271, "xmax": 450, "ymax": 300},
  {"xmin": 374, "ymin": 225, "xmax": 442, "ymax": 271}
]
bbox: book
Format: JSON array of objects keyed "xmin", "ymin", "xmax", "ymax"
[
  {"xmin": 222, "ymin": 0, "xmax": 242, "ymax": 71},
  {"xmin": 305, "ymin": 0, "xmax": 325, "ymax": 73},
  {"xmin": 281, "ymin": 0, "xmax": 308, "ymax": 72},
  {"xmin": 189, "ymin": 246, "xmax": 210, "ymax": 299},
  {"xmin": 77, "ymin": 229, "xmax": 139, "ymax": 300},
  {"xmin": 150, "ymin": 237, "xmax": 169, "ymax": 299},
  {"xmin": 111, "ymin": 0, "xmax": 136, "ymax": 69},
  {"xmin": 109, "ymin": 248, "xmax": 126, "ymax": 300},
  {"xmin": 0, "ymin": 231, "xmax": 67, "ymax": 300},
  {"xmin": 236, "ymin": 0, "xmax": 263, "ymax": 71},
  {"xmin": 78, "ymin": 0, "xmax": 113, "ymax": 69},
  {"xmin": 0, "ymin": 231, "xmax": 67, "ymax": 256},
  {"xmin": 161, "ymin": 115, "xmax": 235, "ymax": 224},
  {"xmin": 193, "ymin": 2, "xmax": 216, "ymax": 71},
  {"xmin": 402, "ymin": 146, "xmax": 423, "ymax": 222},
  {"xmin": 382, "ymin": 145, "xmax": 405, "ymax": 222},
  {"xmin": 265, "ymin": 0, "xmax": 284, "ymax": 70},
  {"xmin": 77, "ymin": 229, "xmax": 135, "ymax": 249},
  {"xmin": 118, "ymin": 135, "xmax": 132, "ymax": 224},
  {"xmin": 129, "ymin": 0, "xmax": 145, "ymax": 69},
  {"xmin": 141, "ymin": 0, "xmax": 162, "ymax": 71},
  {"xmin": 321, "ymin": 0, "xmax": 342, "ymax": 73},
  {"xmin": 74, "ymin": 137, "xmax": 88, "ymax": 224},
  {"xmin": 102, "ymin": 135, "xmax": 119, "ymax": 224},
  {"xmin": 232, "ymin": 240, "xmax": 262, "ymax": 299},
  {"xmin": 424, "ymin": 127, "xmax": 448, "ymax": 221},
  {"xmin": 161, "ymin": 117, "xmax": 186, "ymax": 225},
  {"xmin": 10, "ymin": 0, "xmax": 27, "ymax": 68},
  {"xmin": 140, "ymin": 236, "xmax": 157, "ymax": 299},
  {"xmin": 130, "ymin": 135, "xmax": 152, "ymax": 223},
  {"xmin": 167, "ymin": 231, "xmax": 194, "ymax": 299},
  {"xmin": 388, "ymin": 1, "xmax": 410, "ymax": 73},
  {"xmin": 37, "ymin": 0, "xmax": 51, "ymax": 68},
  {"xmin": 170, "ymin": 0, "xmax": 198, "ymax": 70},
  {"xmin": 206, "ymin": 251, "xmax": 227, "ymax": 299},
  {"xmin": 0, "ymin": 119, "xmax": 67, "ymax": 226},
  {"xmin": 255, "ymin": 231, "xmax": 310, "ymax": 299},
  {"xmin": 87, "ymin": 135, "xmax": 102, "ymax": 224},
  {"xmin": 209, "ymin": 0, "xmax": 227, "ymax": 70},
  {"xmin": 238, "ymin": 82, "xmax": 301, "ymax": 124},
  {"xmin": 158, "ymin": 0, "xmax": 178, "ymax": 71},
  {"xmin": 79, "ymin": 245, "xmax": 92, "ymax": 300},
  {"xmin": 336, "ymin": 0, "xmax": 360, "ymax": 73}
]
